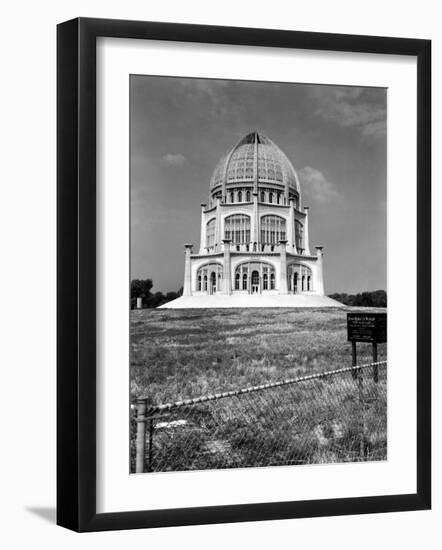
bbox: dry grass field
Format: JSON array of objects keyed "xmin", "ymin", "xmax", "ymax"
[
  {"xmin": 130, "ymin": 307, "xmax": 386, "ymax": 404},
  {"xmin": 130, "ymin": 307, "xmax": 387, "ymax": 472}
]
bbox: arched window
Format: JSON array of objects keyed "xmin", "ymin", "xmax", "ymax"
[
  {"xmin": 230, "ymin": 191, "xmax": 234, "ymax": 203},
  {"xmin": 235, "ymin": 272, "xmax": 240, "ymax": 290},
  {"xmin": 263, "ymin": 273, "xmax": 268, "ymax": 290},
  {"xmin": 224, "ymin": 214, "xmax": 251, "ymax": 244},
  {"xmin": 242, "ymin": 272, "xmax": 248, "ymax": 290},
  {"xmin": 197, "ymin": 263, "xmax": 223, "ymax": 293},
  {"xmin": 270, "ymin": 272, "xmax": 275, "ymax": 290},
  {"xmin": 288, "ymin": 264, "xmax": 312, "ymax": 293},
  {"xmin": 238, "ymin": 191, "xmax": 242, "ymax": 202},
  {"xmin": 269, "ymin": 192, "xmax": 273, "ymax": 203},
  {"xmin": 206, "ymin": 218, "xmax": 216, "ymax": 248},
  {"xmin": 260, "ymin": 215, "xmax": 286, "ymax": 245},
  {"xmin": 246, "ymin": 190, "xmax": 251, "ymax": 201},
  {"xmin": 260, "ymin": 191, "xmax": 265, "ymax": 202}
]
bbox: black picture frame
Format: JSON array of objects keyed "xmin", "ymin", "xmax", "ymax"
[{"xmin": 57, "ymin": 17, "xmax": 431, "ymax": 532}]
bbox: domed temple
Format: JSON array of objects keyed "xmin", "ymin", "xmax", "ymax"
[{"xmin": 161, "ymin": 132, "xmax": 341, "ymax": 308}]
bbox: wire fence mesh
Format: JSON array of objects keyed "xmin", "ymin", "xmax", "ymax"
[{"xmin": 131, "ymin": 361, "xmax": 387, "ymax": 473}]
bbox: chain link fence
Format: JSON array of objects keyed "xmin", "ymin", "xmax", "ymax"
[{"xmin": 131, "ymin": 361, "xmax": 387, "ymax": 473}]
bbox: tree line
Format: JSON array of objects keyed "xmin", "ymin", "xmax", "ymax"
[
  {"xmin": 131, "ymin": 278, "xmax": 387, "ymax": 309},
  {"xmin": 130, "ymin": 279, "xmax": 182, "ymax": 309},
  {"xmin": 328, "ymin": 289, "xmax": 387, "ymax": 307}
]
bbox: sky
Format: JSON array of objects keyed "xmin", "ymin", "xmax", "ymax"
[{"xmin": 130, "ymin": 75, "xmax": 386, "ymax": 295}]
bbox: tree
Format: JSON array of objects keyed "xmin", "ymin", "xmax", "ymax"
[
  {"xmin": 130, "ymin": 278, "xmax": 153, "ymax": 308},
  {"xmin": 328, "ymin": 290, "xmax": 387, "ymax": 307},
  {"xmin": 131, "ymin": 279, "xmax": 183, "ymax": 308},
  {"xmin": 149, "ymin": 291, "xmax": 168, "ymax": 308}
]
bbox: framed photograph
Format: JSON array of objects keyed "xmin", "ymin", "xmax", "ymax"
[{"xmin": 57, "ymin": 17, "xmax": 431, "ymax": 532}]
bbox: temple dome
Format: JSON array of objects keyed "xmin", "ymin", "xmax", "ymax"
[{"xmin": 210, "ymin": 131, "xmax": 300, "ymax": 195}]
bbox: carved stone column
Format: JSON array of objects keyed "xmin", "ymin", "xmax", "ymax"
[
  {"xmin": 315, "ymin": 246, "xmax": 325, "ymax": 296},
  {"xmin": 222, "ymin": 239, "xmax": 232, "ymax": 294},
  {"xmin": 288, "ymin": 199, "xmax": 297, "ymax": 252},
  {"xmin": 279, "ymin": 240, "xmax": 288, "ymax": 294},
  {"xmin": 215, "ymin": 197, "xmax": 221, "ymax": 252},
  {"xmin": 183, "ymin": 244, "xmax": 193, "ymax": 296},
  {"xmin": 199, "ymin": 203, "xmax": 206, "ymax": 254}
]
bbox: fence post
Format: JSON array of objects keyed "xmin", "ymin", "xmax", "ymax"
[
  {"xmin": 357, "ymin": 368, "xmax": 365, "ymax": 459},
  {"xmin": 148, "ymin": 418, "xmax": 154, "ymax": 472},
  {"xmin": 372, "ymin": 343, "xmax": 378, "ymax": 382},
  {"xmin": 135, "ymin": 398, "xmax": 147, "ymax": 473}
]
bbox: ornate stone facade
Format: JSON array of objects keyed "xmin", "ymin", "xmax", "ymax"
[{"xmin": 183, "ymin": 132, "xmax": 325, "ymax": 298}]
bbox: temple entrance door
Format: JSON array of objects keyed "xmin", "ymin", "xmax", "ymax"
[
  {"xmin": 251, "ymin": 270, "xmax": 260, "ymax": 294},
  {"xmin": 210, "ymin": 272, "xmax": 217, "ymax": 294}
]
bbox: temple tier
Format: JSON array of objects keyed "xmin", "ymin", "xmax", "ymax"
[{"xmin": 183, "ymin": 131, "xmax": 325, "ymax": 298}]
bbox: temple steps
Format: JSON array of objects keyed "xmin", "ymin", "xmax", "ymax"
[{"xmin": 158, "ymin": 294, "xmax": 343, "ymax": 309}]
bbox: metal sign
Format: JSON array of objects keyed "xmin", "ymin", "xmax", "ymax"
[{"xmin": 347, "ymin": 313, "xmax": 387, "ymax": 343}]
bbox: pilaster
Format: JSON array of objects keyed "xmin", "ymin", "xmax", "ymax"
[
  {"xmin": 215, "ymin": 197, "xmax": 221, "ymax": 252},
  {"xmin": 304, "ymin": 206, "xmax": 311, "ymax": 255},
  {"xmin": 252, "ymin": 191, "xmax": 259, "ymax": 245},
  {"xmin": 279, "ymin": 240, "xmax": 288, "ymax": 294},
  {"xmin": 288, "ymin": 199, "xmax": 297, "ymax": 252},
  {"xmin": 183, "ymin": 244, "xmax": 193, "ymax": 296},
  {"xmin": 199, "ymin": 203, "xmax": 206, "ymax": 253},
  {"xmin": 222, "ymin": 239, "xmax": 232, "ymax": 294},
  {"xmin": 315, "ymin": 246, "xmax": 325, "ymax": 296}
]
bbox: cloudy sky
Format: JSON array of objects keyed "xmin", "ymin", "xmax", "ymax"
[{"xmin": 130, "ymin": 75, "xmax": 386, "ymax": 295}]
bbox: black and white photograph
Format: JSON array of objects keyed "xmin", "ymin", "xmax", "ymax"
[
  {"xmin": 0, "ymin": 0, "xmax": 435, "ymax": 543},
  {"xmin": 130, "ymin": 75, "xmax": 388, "ymax": 474}
]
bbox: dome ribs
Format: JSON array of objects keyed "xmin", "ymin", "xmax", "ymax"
[{"xmin": 210, "ymin": 131, "xmax": 300, "ymax": 207}]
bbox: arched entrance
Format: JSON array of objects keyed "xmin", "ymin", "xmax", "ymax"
[
  {"xmin": 234, "ymin": 262, "xmax": 275, "ymax": 294},
  {"xmin": 287, "ymin": 263, "xmax": 313, "ymax": 294},
  {"xmin": 251, "ymin": 270, "xmax": 260, "ymax": 294},
  {"xmin": 196, "ymin": 262, "xmax": 223, "ymax": 294}
]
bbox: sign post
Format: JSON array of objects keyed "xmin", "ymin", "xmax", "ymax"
[
  {"xmin": 351, "ymin": 340, "xmax": 357, "ymax": 379},
  {"xmin": 347, "ymin": 313, "xmax": 386, "ymax": 382},
  {"xmin": 372, "ymin": 342, "xmax": 378, "ymax": 382}
]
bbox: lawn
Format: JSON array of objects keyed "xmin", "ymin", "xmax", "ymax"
[
  {"xmin": 130, "ymin": 307, "xmax": 387, "ymax": 472},
  {"xmin": 130, "ymin": 307, "xmax": 387, "ymax": 405}
]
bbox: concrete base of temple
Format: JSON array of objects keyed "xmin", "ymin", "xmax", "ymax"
[{"xmin": 158, "ymin": 294, "xmax": 343, "ymax": 309}]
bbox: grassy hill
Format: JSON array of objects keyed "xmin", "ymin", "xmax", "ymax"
[{"xmin": 130, "ymin": 307, "xmax": 386, "ymax": 404}]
